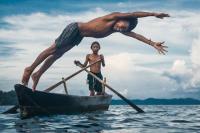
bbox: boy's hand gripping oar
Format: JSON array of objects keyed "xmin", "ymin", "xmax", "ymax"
[
  {"xmin": 75, "ymin": 61, "xmax": 144, "ymax": 113},
  {"xmin": 2, "ymin": 59, "xmax": 101, "ymax": 114}
]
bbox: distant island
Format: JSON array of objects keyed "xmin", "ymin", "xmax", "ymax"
[
  {"xmin": 0, "ymin": 90, "xmax": 18, "ymax": 105},
  {"xmin": 1, "ymin": 90, "xmax": 200, "ymax": 105},
  {"xmin": 111, "ymin": 98, "xmax": 200, "ymax": 105}
]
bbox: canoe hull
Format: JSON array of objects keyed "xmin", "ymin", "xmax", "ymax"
[{"xmin": 14, "ymin": 84, "xmax": 112, "ymax": 119}]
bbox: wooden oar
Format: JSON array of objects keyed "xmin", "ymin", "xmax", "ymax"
[
  {"xmin": 2, "ymin": 105, "xmax": 19, "ymax": 114},
  {"xmin": 75, "ymin": 62, "xmax": 144, "ymax": 113},
  {"xmin": 2, "ymin": 59, "xmax": 101, "ymax": 114},
  {"xmin": 44, "ymin": 59, "xmax": 101, "ymax": 92}
]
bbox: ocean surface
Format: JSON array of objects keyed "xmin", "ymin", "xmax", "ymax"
[{"xmin": 0, "ymin": 105, "xmax": 200, "ymax": 133}]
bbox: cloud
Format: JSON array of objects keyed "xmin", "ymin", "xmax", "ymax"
[
  {"xmin": 191, "ymin": 36, "xmax": 200, "ymax": 66},
  {"xmin": 161, "ymin": 13, "xmax": 200, "ymax": 94},
  {"xmin": 163, "ymin": 60, "xmax": 193, "ymax": 89},
  {"xmin": 0, "ymin": 41, "xmax": 23, "ymax": 57},
  {"xmin": 163, "ymin": 58, "xmax": 200, "ymax": 93}
]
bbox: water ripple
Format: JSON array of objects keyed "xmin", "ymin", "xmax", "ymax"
[{"xmin": 0, "ymin": 105, "xmax": 200, "ymax": 133}]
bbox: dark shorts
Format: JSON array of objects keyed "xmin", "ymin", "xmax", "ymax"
[
  {"xmin": 87, "ymin": 72, "xmax": 103, "ymax": 93},
  {"xmin": 55, "ymin": 22, "xmax": 83, "ymax": 49}
]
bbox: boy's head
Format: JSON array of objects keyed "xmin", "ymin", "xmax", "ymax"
[
  {"xmin": 113, "ymin": 18, "xmax": 138, "ymax": 32},
  {"xmin": 91, "ymin": 41, "xmax": 100, "ymax": 53}
]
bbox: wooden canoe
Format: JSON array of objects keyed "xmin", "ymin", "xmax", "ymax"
[{"xmin": 14, "ymin": 84, "xmax": 112, "ymax": 119}]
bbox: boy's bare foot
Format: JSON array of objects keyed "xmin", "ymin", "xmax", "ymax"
[
  {"xmin": 96, "ymin": 92, "xmax": 102, "ymax": 95},
  {"xmin": 31, "ymin": 72, "xmax": 40, "ymax": 91},
  {"xmin": 21, "ymin": 67, "xmax": 32, "ymax": 86},
  {"xmin": 90, "ymin": 91, "xmax": 95, "ymax": 96}
]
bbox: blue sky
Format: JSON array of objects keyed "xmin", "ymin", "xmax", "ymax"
[{"xmin": 0, "ymin": 0, "xmax": 200, "ymax": 99}]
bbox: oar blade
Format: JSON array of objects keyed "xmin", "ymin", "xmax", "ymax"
[
  {"xmin": 75, "ymin": 62, "xmax": 144, "ymax": 113},
  {"xmin": 2, "ymin": 105, "xmax": 19, "ymax": 114}
]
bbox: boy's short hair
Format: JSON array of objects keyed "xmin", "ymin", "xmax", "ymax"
[
  {"xmin": 91, "ymin": 41, "xmax": 100, "ymax": 49},
  {"xmin": 125, "ymin": 17, "xmax": 138, "ymax": 32}
]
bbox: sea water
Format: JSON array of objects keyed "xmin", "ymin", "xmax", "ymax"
[{"xmin": 0, "ymin": 105, "xmax": 200, "ymax": 133}]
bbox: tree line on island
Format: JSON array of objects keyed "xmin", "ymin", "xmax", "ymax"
[{"xmin": 0, "ymin": 90, "xmax": 18, "ymax": 105}]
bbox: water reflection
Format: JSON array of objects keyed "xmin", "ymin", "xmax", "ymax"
[{"xmin": 0, "ymin": 105, "xmax": 200, "ymax": 133}]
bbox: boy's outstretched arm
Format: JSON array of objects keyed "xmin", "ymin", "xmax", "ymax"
[
  {"xmin": 107, "ymin": 12, "xmax": 170, "ymax": 20},
  {"xmin": 123, "ymin": 32, "xmax": 168, "ymax": 55},
  {"xmin": 74, "ymin": 54, "xmax": 89, "ymax": 67}
]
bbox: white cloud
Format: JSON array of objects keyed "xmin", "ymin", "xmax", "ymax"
[
  {"xmin": 171, "ymin": 60, "xmax": 191, "ymax": 74},
  {"xmin": 163, "ymin": 58, "xmax": 200, "ymax": 93},
  {"xmin": 191, "ymin": 37, "xmax": 200, "ymax": 66},
  {"xmin": 161, "ymin": 11, "xmax": 200, "ymax": 93},
  {"xmin": 163, "ymin": 60, "xmax": 192, "ymax": 89}
]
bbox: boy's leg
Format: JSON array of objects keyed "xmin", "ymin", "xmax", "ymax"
[
  {"xmin": 31, "ymin": 54, "xmax": 60, "ymax": 91},
  {"xmin": 87, "ymin": 74, "xmax": 95, "ymax": 96},
  {"xmin": 22, "ymin": 43, "xmax": 57, "ymax": 86},
  {"xmin": 31, "ymin": 44, "xmax": 74, "ymax": 91},
  {"xmin": 94, "ymin": 74, "xmax": 103, "ymax": 95},
  {"xmin": 96, "ymin": 92, "xmax": 102, "ymax": 95}
]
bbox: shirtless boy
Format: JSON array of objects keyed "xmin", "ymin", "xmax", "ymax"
[
  {"xmin": 22, "ymin": 11, "xmax": 169, "ymax": 91},
  {"xmin": 75, "ymin": 41, "xmax": 105, "ymax": 96}
]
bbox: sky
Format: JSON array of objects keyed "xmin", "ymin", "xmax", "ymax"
[{"xmin": 0, "ymin": 0, "xmax": 200, "ymax": 99}]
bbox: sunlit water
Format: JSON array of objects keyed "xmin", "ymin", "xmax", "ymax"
[{"xmin": 0, "ymin": 105, "xmax": 200, "ymax": 133}]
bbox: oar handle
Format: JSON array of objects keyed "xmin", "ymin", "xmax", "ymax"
[
  {"xmin": 44, "ymin": 59, "xmax": 101, "ymax": 92},
  {"xmin": 75, "ymin": 62, "xmax": 144, "ymax": 113}
]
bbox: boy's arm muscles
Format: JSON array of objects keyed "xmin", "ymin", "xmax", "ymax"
[
  {"xmin": 123, "ymin": 32, "xmax": 168, "ymax": 55},
  {"xmin": 83, "ymin": 54, "xmax": 89, "ymax": 67},
  {"xmin": 129, "ymin": 12, "xmax": 169, "ymax": 18},
  {"xmin": 100, "ymin": 54, "xmax": 105, "ymax": 67},
  {"xmin": 120, "ymin": 12, "xmax": 156, "ymax": 18},
  {"xmin": 106, "ymin": 12, "xmax": 169, "ymax": 20},
  {"xmin": 123, "ymin": 32, "xmax": 154, "ymax": 46}
]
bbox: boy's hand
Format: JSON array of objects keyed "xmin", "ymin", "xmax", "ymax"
[
  {"xmin": 74, "ymin": 60, "xmax": 81, "ymax": 65},
  {"xmin": 155, "ymin": 13, "xmax": 170, "ymax": 19},
  {"xmin": 152, "ymin": 41, "xmax": 168, "ymax": 55}
]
